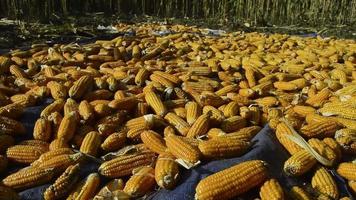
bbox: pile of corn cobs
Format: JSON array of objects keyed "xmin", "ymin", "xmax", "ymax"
[{"xmin": 0, "ymin": 23, "xmax": 355, "ymax": 200}]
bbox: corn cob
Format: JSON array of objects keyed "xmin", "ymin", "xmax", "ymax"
[
  {"xmin": 311, "ymin": 167, "xmax": 339, "ymax": 199},
  {"xmin": 155, "ymin": 152, "xmax": 179, "ymax": 189},
  {"xmin": 99, "ymin": 152, "xmax": 156, "ymax": 178},
  {"xmin": 306, "ymin": 88, "xmax": 331, "ymax": 107},
  {"xmin": 305, "ymin": 113, "xmax": 331, "ymax": 124},
  {"xmin": 94, "ymin": 178, "xmax": 125, "ymax": 198},
  {"xmin": 0, "ymin": 56, "xmax": 11, "ymax": 74},
  {"xmin": 186, "ymin": 113, "xmax": 210, "ymax": 138},
  {"xmin": 308, "ymin": 138, "xmax": 337, "ymax": 165},
  {"xmin": 215, "ymin": 84, "xmax": 238, "ymax": 96},
  {"xmin": 0, "ymin": 116, "xmax": 26, "ymax": 135},
  {"xmin": 172, "ymin": 107, "xmax": 187, "ymax": 119},
  {"xmin": 221, "ymin": 116, "xmax": 246, "ymax": 133},
  {"xmin": 144, "ymin": 88, "xmax": 167, "ymax": 116},
  {"xmin": 335, "ymin": 128, "xmax": 356, "ymax": 154},
  {"xmin": 253, "ymin": 96, "xmax": 279, "ymax": 107},
  {"xmin": 57, "ymin": 112, "xmax": 77, "ymax": 142},
  {"xmin": 2, "ymin": 166, "xmax": 55, "ymax": 190},
  {"xmin": 19, "ymin": 139, "xmax": 49, "ymax": 148},
  {"xmin": 153, "ymin": 71, "xmax": 181, "ymax": 85},
  {"xmin": 322, "ymin": 138, "xmax": 342, "ymax": 162},
  {"xmin": 203, "ymin": 105, "xmax": 225, "ymax": 125},
  {"xmin": 349, "ymin": 180, "xmax": 356, "ymax": 195},
  {"xmin": 165, "ymin": 135, "xmax": 200, "ymax": 164},
  {"xmin": 249, "ymin": 106, "xmax": 261, "ymax": 125},
  {"xmin": 300, "ymin": 121, "xmax": 340, "ymax": 138},
  {"xmin": 74, "ymin": 173, "xmax": 101, "ymax": 200},
  {"xmin": 64, "ymin": 98, "xmax": 80, "ymax": 119},
  {"xmin": 150, "ymin": 74, "xmax": 175, "ymax": 88},
  {"xmin": 6, "ymin": 144, "xmax": 48, "ymax": 164},
  {"xmin": 126, "ymin": 114, "xmax": 155, "ymax": 130},
  {"xmin": 336, "ymin": 162, "xmax": 356, "ymax": 180},
  {"xmin": 69, "ymin": 75, "xmax": 93, "ymax": 99},
  {"xmin": 47, "ymin": 81, "xmax": 67, "ymax": 99},
  {"xmin": 283, "ymin": 150, "xmax": 317, "ymax": 176},
  {"xmin": 0, "ymin": 103, "xmax": 24, "ymax": 119},
  {"xmin": 207, "ymin": 128, "xmax": 226, "ymax": 138},
  {"xmin": 44, "ymin": 164, "xmax": 80, "ymax": 200},
  {"xmin": 33, "ymin": 117, "xmax": 52, "ymax": 142},
  {"xmin": 221, "ymin": 101, "xmax": 239, "ymax": 118},
  {"xmin": 259, "ymin": 178, "xmax": 284, "ymax": 200},
  {"xmin": 164, "ymin": 112, "xmax": 190, "ymax": 136},
  {"xmin": 0, "ymin": 185, "xmax": 19, "ymax": 200},
  {"xmin": 195, "ymin": 160, "xmax": 268, "ymax": 200},
  {"xmin": 218, "ymin": 126, "xmax": 261, "ymax": 141},
  {"xmin": 101, "ymin": 131, "xmax": 127, "ymax": 152},
  {"xmin": 36, "ymin": 152, "xmax": 84, "ymax": 173},
  {"xmin": 31, "ymin": 148, "xmax": 74, "ymax": 167},
  {"xmin": 41, "ymin": 99, "xmax": 65, "ymax": 118},
  {"xmin": 49, "ymin": 138, "xmax": 69, "ymax": 150},
  {"xmin": 0, "ymin": 134, "xmax": 15, "ymax": 153},
  {"xmin": 78, "ymin": 100, "xmax": 94, "ymax": 121},
  {"xmin": 80, "ymin": 131, "xmax": 101, "ymax": 157},
  {"xmin": 0, "ymin": 155, "xmax": 8, "ymax": 174},
  {"xmin": 135, "ymin": 68, "xmax": 150, "ymax": 86},
  {"xmin": 199, "ymin": 91, "xmax": 225, "ymax": 107},
  {"xmin": 123, "ymin": 166, "xmax": 156, "ymax": 197},
  {"xmin": 289, "ymin": 186, "xmax": 312, "ymax": 200},
  {"xmin": 293, "ymin": 105, "xmax": 316, "ymax": 117},
  {"xmin": 199, "ymin": 138, "xmax": 250, "ymax": 159},
  {"xmin": 185, "ymin": 101, "xmax": 202, "ymax": 125},
  {"xmin": 9, "ymin": 64, "xmax": 27, "ymax": 78},
  {"xmin": 275, "ymin": 122, "xmax": 304, "ymax": 155},
  {"xmin": 84, "ymin": 89, "xmax": 113, "ymax": 101},
  {"xmin": 141, "ymin": 130, "xmax": 167, "ymax": 154}
]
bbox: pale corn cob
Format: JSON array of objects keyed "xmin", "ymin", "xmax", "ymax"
[
  {"xmin": 249, "ymin": 106, "xmax": 261, "ymax": 125},
  {"xmin": 274, "ymin": 81, "xmax": 298, "ymax": 91},
  {"xmin": 331, "ymin": 69, "xmax": 347, "ymax": 85},
  {"xmin": 293, "ymin": 105, "xmax": 316, "ymax": 117},
  {"xmin": 44, "ymin": 164, "xmax": 80, "ymax": 200},
  {"xmin": 319, "ymin": 105, "xmax": 356, "ymax": 120},
  {"xmin": 41, "ymin": 99, "xmax": 65, "ymax": 118},
  {"xmin": 0, "ymin": 103, "xmax": 24, "ymax": 119},
  {"xmin": 36, "ymin": 152, "xmax": 83, "ymax": 173},
  {"xmin": 135, "ymin": 68, "xmax": 150, "ymax": 86},
  {"xmin": 222, "ymin": 101, "xmax": 239, "ymax": 118},
  {"xmin": 311, "ymin": 167, "xmax": 339, "ymax": 199},
  {"xmin": 101, "ymin": 131, "xmax": 127, "ymax": 151},
  {"xmin": 283, "ymin": 150, "xmax": 317, "ymax": 176},
  {"xmin": 199, "ymin": 91, "xmax": 225, "ymax": 107},
  {"xmin": 259, "ymin": 178, "xmax": 284, "ymax": 200},
  {"xmin": 98, "ymin": 152, "xmax": 156, "ymax": 178},
  {"xmin": 57, "ymin": 112, "xmax": 77, "ymax": 142},
  {"xmin": 144, "ymin": 88, "xmax": 167, "ymax": 116},
  {"xmin": 300, "ymin": 121, "xmax": 340, "ymax": 138},
  {"xmin": 0, "ymin": 155, "xmax": 8, "ymax": 174},
  {"xmin": 289, "ymin": 186, "xmax": 312, "ymax": 200},
  {"xmin": 31, "ymin": 148, "xmax": 74, "ymax": 167},
  {"xmin": 6, "ymin": 145, "xmax": 48, "ymax": 164},
  {"xmin": 322, "ymin": 138, "xmax": 342, "ymax": 161},
  {"xmin": 165, "ymin": 135, "xmax": 200, "ymax": 164},
  {"xmin": 155, "ymin": 152, "xmax": 179, "ymax": 189},
  {"xmin": 0, "ymin": 116, "xmax": 26, "ymax": 135},
  {"xmin": 141, "ymin": 130, "xmax": 167, "ymax": 154},
  {"xmin": 153, "ymin": 71, "xmax": 181, "ymax": 85},
  {"xmin": 275, "ymin": 122, "xmax": 304, "ymax": 155},
  {"xmin": 126, "ymin": 114, "xmax": 155, "ymax": 130},
  {"xmin": 78, "ymin": 100, "xmax": 94, "ymax": 121},
  {"xmin": 108, "ymin": 96, "xmax": 138, "ymax": 110},
  {"xmin": 207, "ymin": 128, "xmax": 226, "ymax": 138},
  {"xmin": 218, "ymin": 126, "xmax": 261, "ymax": 141},
  {"xmin": 305, "ymin": 88, "xmax": 331, "ymax": 107},
  {"xmin": 186, "ymin": 113, "xmax": 210, "ymax": 138},
  {"xmin": 203, "ymin": 106, "xmax": 225, "ymax": 125},
  {"xmin": 221, "ymin": 116, "xmax": 246, "ymax": 132},
  {"xmin": 123, "ymin": 166, "xmax": 156, "ymax": 197},
  {"xmin": 2, "ymin": 167, "xmax": 55, "ymax": 190},
  {"xmin": 64, "ymin": 98, "xmax": 80, "ymax": 120},
  {"xmin": 49, "ymin": 138, "xmax": 69, "ymax": 150},
  {"xmin": 253, "ymin": 96, "xmax": 279, "ymax": 107},
  {"xmin": 80, "ymin": 131, "xmax": 101, "ymax": 156},
  {"xmin": 185, "ymin": 101, "xmax": 202, "ymax": 125},
  {"xmin": 215, "ymin": 84, "xmax": 238, "ymax": 96},
  {"xmin": 336, "ymin": 162, "xmax": 356, "ymax": 180},
  {"xmin": 75, "ymin": 173, "xmax": 101, "ymax": 200},
  {"xmin": 47, "ymin": 81, "xmax": 67, "ymax": 99},
  {"xmin": 198, "ymin": 138, "xmax": 250, "ymax": 159},
  {"xmin": 0, "ymin": 185, "xmax": 19, "ymax": 200},
  {"xmin": 195, "ymin": 160, "xmax": 268, "ymax": 200},
  {"xmin": 69, "ymin": 75, "xmax": 93, "ymax": 99},
  {"xmin": 33, "ymin": 117, "xmax": 52, "ymax": 142},
  {"xmin": 164, "ymin": 112, "xmax": 190, "ymax": 136}
]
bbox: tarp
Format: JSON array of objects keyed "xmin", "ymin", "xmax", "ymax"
[{"xmin": 15, "ymin": 99, "xmax": 354, "ymax": 200}]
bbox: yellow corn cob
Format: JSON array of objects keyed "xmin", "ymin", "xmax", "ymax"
[
  {"xmin": 311, "ymin": 167, "xmax": 339, "ymax": 199},
  {"xmin": 19, "ymin": 139, "xmax": 49, "ymax": 148},
  {"xmin": 164, "ymin": 125, "xmax": 176, "ymax": 137},
  {"xmin": 289, "ymin": 186, "xmax": 312, "ymax": 200},
  {"xmin": 66, "ymin": 180, "xmax": 85, "ymax": 200},
  {"xmin": 47, "ymin": 81, "xmax": 67, "ymax": 100},
  {"xmin": 135, "ymin": 68, "xmax": 150, "ymax": 86},
  {"xmin": 207, "ymin": 128, "xmax": 226, "ymax": 138},
  {"xmin": 101, "ymin": 131, "xmax": 127, "ymax": 152},
  {"xmin": 94, "ymin": 77, "xmax": 108, "ymax": 89},
  {"xmin": 221, "ymin": 116, "xmax": 246, "ymax": 132},
  {"xmin": 57, "ymin": 112, "xmax": 77, "ymax": 142},
  {"xmin": 0, "ymin": 103, "xmax": 24, "ymax": 119},
  {"xmin": 75, "ymin": 173, "xmax": 101, "ymax": 200},
  {"xmin": 141, "ymin": 130, "xmax": 167, "ymax": 154},
  {"xmin": 172, "ymin": 107, "xmax": 187, "ymax": 118},
  {"xmin": 0, "ymin": 56, "xmax": 11, "ymax": 74},
  {"xmin": 69, "ymin": 75, "xmax": 93, "ymax": 99},
  {"xmin": 300, "ymin": 121, "xmax": 340, "ymax": 138},
  {"xmin": 0, "ymin": 185, "xmax": 19, "ymax": 200},
  {"xmin": 49, "ymin": 138, "xmax": 69, "ymax": 150},
  {"xmin": 283, "ymin": 150, "xmax": 317, "ymax": 176},
  {"xmin": 203, "ymin": 105, "xmax": 225, "ymax": 125},
  {"xmin": 259, "ymin": 178, "xmax": 284, "ymax": 200},
  {"xmin": 0, "ymin": 155, "xmax": 8, "ymax": 174},
  {"xmin": 108, "ymin": 96, "xmax": 138, "ymax": 110},
  {"xmin": 165, "ymin": 135, "xmax": 200, "ymax": 164},
  {"xmin": 331, "ymin": 69, "xmax": 347, "ymax": 85},
  {"xmin": 186, "ymin": 113, "xmax": 210, "ymax": 138},
  {"xmin": 319, "ymin": 105, "xmax": 356, "ymax": 120},
  {"xmin": 336, "ymin": 162, "xmax": 356, "ymax": 180},
  {"xmin": 244, "ymin": 67, "xmax": 256, "ymax": 87},
  {"xmin": 267, "ymin": 108, "xmax": 282, "ymax": 120},
  {"xmin": 36, "ymin": 152, "xmax": 84, "ymax": 173},
  {"xmin": 199, "ymin": 91, "xmax": 225, "ymax": 107},
  {"xmin": 84, "ymin": 89, "xmax": 113, "ymax": 101},
  {"xmin": 218, "ymin": 126, "xmax": 261, "ymax": 141},
  {"xmin": 6, "ymin": 144, "xmax": 48, "ymax": 164},
  {"xmin": 349, "ymin": 180, "xmax": 356, "ymax": 194},
  {"xmin": 164, "ymin": 99, "xmax": 187, "ymax": 109},
  {"xmin": 335, "ymin": 128, "xmax": 356, "ymax": 154},
  {"xmin": 2, "ymin": 166, "xmax": 55, "ymax": 190},
  {"xmin": 332, "ymin": 117, "xmax": 356, "ymax": 130},
  {"xmin": 222, "ymin": 101, "xmax": 239, "ymax": 118},
  {"xmin": 199, "ymin": 138, "xmax": 250, "ymax": 159},
  {"xmin": 274, "ymin": 81, "xmax": 298, "ymax": 91},
  {"xmin": 150, "ymin": 73, "xmax": 175, "ymax": 88},
  {"xmin": 144, "ymin": 88, "xmax": 167, "ymax": 116},
  {"xmin": 239, "ymin": 88, "xmax": 256, "ymax": 97},
  {"xmin": 123, "ymin": 166, "xmax": 156, "ymax": 197},
  {"xmin": 322, "ymin": 138, "xmax": 342, "ymax": 162},
  {"xmin": 308, "ymin": 138, "xmax": 337, "ymax": 165},
  {"xmin": 215, "ymin": 84, "xmax": 238, "ymax": 96},
  {"xmin": 127, "ymin": 127, "xmax": 147, "ymax": 141},
  {"xmin": 33, "ymin": 117, "xmax": 52, "ymax": 142},
  {"xmin": 94, "ymin": 178, "xmax": 125, "ymax": 198},
  {"xmin": 164, "ymin": 112, "xmax": 190, "ymax": 136},
  {"xmin": 126, "ymin": 114, "xmax": 155, "ymax": 130},
  {"xmin": 41, "ymin": 99, "xmax": 65, "ymax": 118},
  {"xmin": 185, "ymin": 101, "xmax": 202, "ymax": 125},
  {"xmin": 155, "ymin": 152, "xmax": 179, "ymax": 189},
  {"xmin": 31, "ymin": 148, "xmax": 74, "ymax": 167},
  {"xmin": 44, "ymin": 164, "xmax": 80, "ymax": 200},
  {"xmin": 306, "ymin": 88, "xmax": 331, "ymax": 107},
  {"xmin": 78, "ymin": 100, "xmax": 94, "ymax": 121},
  {"xmin": 195, "ymin": 160, "xmax": 268, "ymax": 200},
  {"xmin": 305, "ymin": 113, "xmax": 331, "ymax": 124},
  {"xmin": 293, "ymin": 105, "xmax": 316, "ymax": 117},
  {"xmin": 80, "ymin": 131, "xmax": 101, "ymax": 157},
  {"xmin": 9, "ymin": 64, "xmax": 27, "ymax": 78},
  {"xmin": 153, "ymin": 71, "xmax": 181, "ymax": 85},
  {"xmin": 93, "ymin": 103, "xmax": 112, "ymax": 118},
  {"xmin": 275, "ymin": 122, "xmax": 304, "ymax": 155},
  {"xmin": 11, "ymin": 94, "xmax": 36, "ymax": 107},
  {"xmin": 249, "ymin": 106, "xmax": 261, "ymax": 125},
  {"xmin": 64, "ymin": 98, "xmax": 79, "ymax": 119},
  {"xmin": 253, "ymin": 96, "xmax": 279, "ymax": 107},
  {"xmin": 98, "ymin": 152, "xmax": 156, "ymax": 178},
  {"xmin": 0, "ymin": 116, "xmax": 26, "ymax": 135},
  {"xmin": 135, "ymin": 102, "xmax": 148, "ymax": 117}
]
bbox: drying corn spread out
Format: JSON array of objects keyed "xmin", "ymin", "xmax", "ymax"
[{"xmin": 0, "ymin": 23, "xmax": 355, "ymax": 200}]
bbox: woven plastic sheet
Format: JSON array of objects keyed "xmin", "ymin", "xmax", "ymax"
[{"xmin": 16, "ymin": 99, "xmax": 353, "ymax": 200}]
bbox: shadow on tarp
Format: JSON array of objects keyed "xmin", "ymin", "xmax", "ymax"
[{"xmin": 16, "ymin": 100, "xmax": 354, "ymax": 199}]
